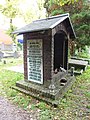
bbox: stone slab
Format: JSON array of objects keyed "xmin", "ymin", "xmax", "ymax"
[{"xmin": 12, "ymin": 74, "xmax": 76, "ymax": 106}]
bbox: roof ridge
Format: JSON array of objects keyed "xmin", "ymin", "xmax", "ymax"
[
  {"xmin": 47, "ymin": 13, "xmax": 69, "ymax": 19},
  {"xmin": 33, "ymin": 13, "xmax": 69, "ymax": 23}
]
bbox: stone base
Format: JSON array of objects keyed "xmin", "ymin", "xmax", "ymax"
[{"xmin": 13, "ymin": 74, "xmax": 76, "ymax": 106}]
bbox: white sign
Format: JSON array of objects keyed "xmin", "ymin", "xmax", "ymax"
[{"xmin": 27, "ymin": 39, "xmax": 43, "ymax": 84}]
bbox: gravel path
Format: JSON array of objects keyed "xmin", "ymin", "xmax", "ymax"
[{"xmin": 0, "ymin": 97, "xmax": 39, "ymax": 120}]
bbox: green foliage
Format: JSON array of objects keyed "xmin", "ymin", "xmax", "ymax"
[
  {"xmin": 6, "ymin": 24, "xmax": 17, "ymax": 43},
  {"xmin": 84, "ymin": 92, "xmax": 90, "ymax": 98},
  {"xmin": 13, "ymin": 95, "xmax": 31, "ymax": 109},
  {"xmin": 17, "ymin": 43, "xmax": 23, "ymax": 50},
  {"xmin": 45, "ymin": 0, "xmax": 79, "ymax": 7},
  {"xmin": 51, "ymin": 9, "xmax": 64, "ymax": 16},
  {"xmin": 44, "ymin": 0, "xmax": 79, "ymax": 15},
  {"xmin": 39, "ymin": 109, "xmax": 52, "ymax": 120},
  {"xmin": 72, "ymin": 4, "xmax": 90, "ymax": 48},
  {"xmin": 36, "ymin": 102, "xmax": 49, "ymax": 110},
  {"xmin": 75, "ymin": 46, "xmax": 90, "ymax": 58},
  {"xmin": 75, "ymin": 67, "xmax": 90, "ymax": 85},
  {"xmin": 30, "ymin": 104, "xmax": 36, "ymax": 110},
  {"xmin": 58, "ymin": 0, "xmax": 78, "ymax": 6},
  {"xmin": 0, "ymin": 0, "xmax": 20, "ymax": 18},
  {"xmin": 86, "ymin": 105, "xmax": 90, "ymax": 109}
]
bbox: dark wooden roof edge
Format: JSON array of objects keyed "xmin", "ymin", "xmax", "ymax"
[
  {"xmin": 13, "ymin": 28, "xmax": 49, "ymax": 35},
  {"xmin": 68, "ymin": 17, "xmax": 76, "ymax": 39}
]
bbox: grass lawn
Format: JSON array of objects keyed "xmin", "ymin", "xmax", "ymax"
[{"xmin": 0, "ymin": 58, "xmax": 90, "ymax": 120}]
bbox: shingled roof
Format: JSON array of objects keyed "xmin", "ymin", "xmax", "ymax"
[{"xmin": 13, "ymin": 13, "xmax": 76, "ymax": 38}]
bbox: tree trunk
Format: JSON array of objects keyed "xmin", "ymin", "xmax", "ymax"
[{"xmin": 69, "ymin": 40, "xmax": 75, "ymax": 56}]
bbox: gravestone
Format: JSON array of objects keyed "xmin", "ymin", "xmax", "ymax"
[
  {"xmin": 13, "ymin": 13, "xmax": 76, "ymax": 105},
  {"xmin": 0, "ymin": 51, "xmax": 4, "ymax": 61},
  {"xmin": 13, "ymin": 51, "xmax": 19, "ymax": 58}
]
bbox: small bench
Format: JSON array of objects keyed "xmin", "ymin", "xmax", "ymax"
[
  {"xmin": 69, "ymin": 59, "xmax": 88, "ymax": 71},
  {"xmin": 71, "ymin": 56, "xmax": 90, "ymax": 64}
]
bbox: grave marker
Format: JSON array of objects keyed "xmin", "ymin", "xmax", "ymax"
[{"xmin": 13, "ymin": 13, "xmax": 76, "ymax": 105}]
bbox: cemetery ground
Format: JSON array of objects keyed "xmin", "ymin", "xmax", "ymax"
[{"xmin": 0, "ymin": 58, "xmax": 90, "ymax": 120}]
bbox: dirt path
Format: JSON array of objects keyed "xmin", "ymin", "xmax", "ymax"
[{"xmin": 0, "ymin": 96, "xmax": 39, "ymax": 120}]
